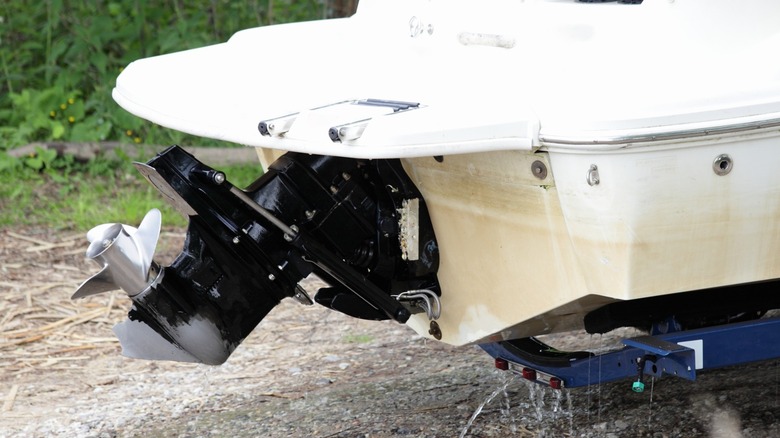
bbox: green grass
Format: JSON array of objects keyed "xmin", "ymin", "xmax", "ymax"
[{"xmin": 0, "ymin": 158, "xmax": 264, "ymax": 231}]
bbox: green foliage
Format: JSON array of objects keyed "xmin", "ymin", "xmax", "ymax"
[
  {"xmin": 0, "ymin": 1, "xmax": 349, "ymax": 231},
  {"xmin": 0, "ymin": 157, "xmax": 264, "ymax": 230},
  {"xmin": 0, "ymin": 0, "xmax": 328, "ymax": 150}
]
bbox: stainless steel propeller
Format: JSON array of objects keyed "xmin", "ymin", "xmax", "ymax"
[
  {"xmin": 72, "ymin": 208, "xmax": 232, "ymax": 364},
  {"xmin": 72, "ymin": 208, "xmax": 162, "ymax": 300}
]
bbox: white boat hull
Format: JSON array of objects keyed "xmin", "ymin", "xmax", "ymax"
[
  {"xmin": 254, "ymin": 121, "xmax": 780, "ymax": 346},
  {"xmin": 99, "ymin": 0, "xmax": 780, "ymax": 350}
]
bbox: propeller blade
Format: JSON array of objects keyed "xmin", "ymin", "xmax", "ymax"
[
  {"xmin": 71, "ymin": 266, "xmax": 117, "ymax": 299},
  {"xmin": 73, "ymin": 209, "xmax": 163, "ymax": 299},
  {"xmin": 86, "ymin": 223, "xmax": 137, "ymax": 244},
  {"xmin": 133, "ymin": 208, "xmax": 161, "ymax": 274}
]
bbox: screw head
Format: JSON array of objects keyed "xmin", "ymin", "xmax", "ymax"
[
  {"xmin": 531, "ymin": 160, "xmax": 547, "ymax": 180},
  {"xmin": 428, "ymin": 321, "xmax": 442, "ymax": 340}
]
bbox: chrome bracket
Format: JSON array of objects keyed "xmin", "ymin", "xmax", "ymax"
[{"xmin": 394, "ymin": 289, "xmax": 441, "ymax": 321}]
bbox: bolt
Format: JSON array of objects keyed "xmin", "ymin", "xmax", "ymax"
[
  {"xmin": 330, "ymin": 185, "xmax": 339, "ymax": 194},
  {"xmin": 268, "ymin": 274, "xmax": 276, "ymax": 281},
  {"xmin": 213, "ymin": 172, "xmax": 226, "ymax": 185},
  {"xmin": 305, "ymin": 210, "xmax": 316, "ymax": 220},
  {"xmin": 232, "ymin": 236, "xmax": 240, "ymax": 244},
  {"xmin": 531, "ymin": 160, "xmax": 547, "ymax": 180},
  {"xmin": 428, "ymin": 321, "xmax": 442, "ymax": 340},
  {"xmin": 342, "ymin": 172, "xmax": 351, "ymax": 181},
  {"xmin": 284, "ymin": 225, "xmax": 299, "ymax": 241}
]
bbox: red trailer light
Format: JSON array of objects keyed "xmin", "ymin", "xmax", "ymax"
[
  {"xmin": 495, "ymin": 358, "xmax": 509, "ymax": 370},
  {"xmin": 522, "ymin": 367, "xmax": 537, "ymax": 381}
]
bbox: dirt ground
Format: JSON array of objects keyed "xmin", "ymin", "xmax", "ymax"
[{"xmin": 2, "ymin": 226, "xmax": 780, "ymax": 437}]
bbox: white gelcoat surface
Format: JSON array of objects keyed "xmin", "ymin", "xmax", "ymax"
[
  {"xmin": 112, "ymin": 0, "xmax": 780, "ymax": 345},
  {"xmin": 113, "ymin": 0, "xmax": 780, "ymax": 158}
]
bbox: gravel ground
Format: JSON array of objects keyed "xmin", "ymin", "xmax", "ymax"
[{"xmin": 2, "ymin": 227, "xmax": 780, "ymax": 437}]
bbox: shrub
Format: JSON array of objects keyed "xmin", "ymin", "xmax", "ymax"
[{"xmin": 0, "ymin": 0, "xmax": 337, "ymax": 150}]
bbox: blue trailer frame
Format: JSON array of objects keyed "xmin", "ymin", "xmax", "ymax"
[{"xmin": 481, "ymin": 315, "xmax": 780, "ymax": 390}]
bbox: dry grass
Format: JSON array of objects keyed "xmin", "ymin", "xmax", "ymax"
[
  {"xmin": 0, "ymin": 231, "xmax": 117, "ymax": 366},
  {"xmin": 0, "ymin": 228, "xmax": 188, "ymax": 410},
  {"xmin": 0, "ymin": 226, "xmax": 479, "ymax": 437}
]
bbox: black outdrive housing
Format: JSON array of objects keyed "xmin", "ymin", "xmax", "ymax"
[{"xmin": 131, "ymin": 146, "xmax": 439, "ymax": 363}]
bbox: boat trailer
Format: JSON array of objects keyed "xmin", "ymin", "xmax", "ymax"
[{"xmin": 482, "ymin": 314, "xmax": 780, "ymax": 391}]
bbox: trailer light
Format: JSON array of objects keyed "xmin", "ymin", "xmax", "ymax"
[
  {"xmin": 495, "ymin": 358, "xmax": 509, "ymax": 370},
  {"xmin": 522, "ymin": 367, "xmax": 537, "ymax": 381},
  {"xmin": 549, "ymin": 377, "xmax": 563, "ymax": 390}
]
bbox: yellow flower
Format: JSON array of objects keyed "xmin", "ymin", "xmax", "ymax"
[
  {"xmin": 126, "ymin": 129, "xmax": 133, "ymax": 136},
  {"xmin": 68, "ymin": 116, "xmax": 75, "ymax": 123},
  {"xmin": 60, "ymin": 103, "xmax": 67, "ymax": 110},
  {"xmin": 49, "ymin": 111, "xmax": 56, "ymax": 118},
  {"xmin": 68, "ymin": 98, "xmax": 75, "ymax": 105},
  {"xmin": 134, "ymin": 137, "xmax": 142, "ymax": 143}
]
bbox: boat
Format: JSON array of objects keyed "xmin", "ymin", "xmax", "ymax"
[{"xmin": 74, "ymin": 0, "xmax": 780, "ymax": 389}]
